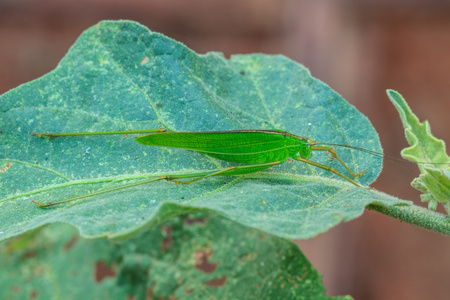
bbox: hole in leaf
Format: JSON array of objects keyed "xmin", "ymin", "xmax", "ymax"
[{"xmin": 95, "ymin": 261, "xmax": 116, "ymax": 283}]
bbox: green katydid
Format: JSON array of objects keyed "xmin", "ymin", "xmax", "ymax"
[{"xmin": 31, "ymin": 129, "xmax": 375, "ymax": 208}]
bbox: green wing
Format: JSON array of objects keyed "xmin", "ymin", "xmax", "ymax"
[{"xmin": 135, "ymin": 131, "xmax": 291, "ymax": 164}]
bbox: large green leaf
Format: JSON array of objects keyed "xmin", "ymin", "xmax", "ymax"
[
  {"xmin": 0, "ymin": 212, "xmax": 350, "ymax": 300},
  {"xmin": 0, "ymin": 20, "xmax": 409, "ymax": 241}
]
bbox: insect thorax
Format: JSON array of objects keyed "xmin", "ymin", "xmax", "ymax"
[{"xmin": 286, "ymin": 138, "xmax": 312, "ymax": 160}]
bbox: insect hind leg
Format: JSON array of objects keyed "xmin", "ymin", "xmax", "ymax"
[
  {"xmin": 166, "ymin": 161, "xmax": 283, "ymax": 185},
  {"xmin": 293, "ymin": 156, "xmax": 366, "ymax": 188}
]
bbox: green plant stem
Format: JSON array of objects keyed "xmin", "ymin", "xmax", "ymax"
[{"xmin": 367, "ymin": 203, "xmax": 450, "ymax": 235}]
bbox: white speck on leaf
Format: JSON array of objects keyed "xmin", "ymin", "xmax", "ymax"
[{"xmin": 83, "ymin": 147, "xmax": 90, "ymax": 156}]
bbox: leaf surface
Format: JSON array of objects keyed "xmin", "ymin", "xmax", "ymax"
[
  {"xmin": 0, "ymin": 212, "xmax": 351, "ymax": 300},
  {"xmin": 0, "ymin": 21, "xmax": 408, "ymax": 241}
]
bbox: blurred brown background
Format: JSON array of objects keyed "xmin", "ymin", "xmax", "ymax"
[{"xmin": 1, "ymin": 0, "xmax": 449, "ymax": 299}]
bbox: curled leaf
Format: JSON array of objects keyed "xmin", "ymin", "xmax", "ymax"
[{"xmin": 387, "ymin": 90, "xmax": 450, "ymax": 213}]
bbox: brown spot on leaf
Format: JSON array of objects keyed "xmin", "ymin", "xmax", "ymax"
[
  {"xmin": 0, "ymin": 162, "xmax": 12, "ymax": 173},
  {"xmin": 194, "ymin": 250, "xmax": 217, "ymax": 274},
  {"xmin": 140, "ymin": 56, "xmax": 149, "ymax": 65},
  {"xmin": 64, "ymin": 235, "xmax": 79, "ymax": 252},
  {"xmin": 95, "ymin": 261, "xmax": 116, "ymax": 283},
  {"xmin": 240, "ymin": 253, "xmax": 256, "ymax": 264},
  {"xmin": 23, "ymin": 251, "xmax": 37, "ymax": 259},
  {"xmin": 29, "ymin": 290, "xmax": 38, "ymax": 299},
  {"xmin": 146, "ymin": 288, "xmax": 154, "ymax": 299},
  {"xmin": 297, "ymin": 271, "xmax": 308, "ymax": 281},
  {"xmin": 185, "ymin": 288, "xmax": 194, "ymax": 295},
  {"xmin": 204, "ymin": 276, "xmax": 227, "ymax": 288},
  {"xmin": 184, "ymin": 216, "xmax": 206, "ymax": 226}
]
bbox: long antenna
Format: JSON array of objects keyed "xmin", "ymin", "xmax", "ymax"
[{"xmin": 315, "ymin": 142, "xmax": 449, "ymax": 166}]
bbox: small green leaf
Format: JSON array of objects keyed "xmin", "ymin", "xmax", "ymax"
[
  {"xmin": 0, "ymin": 212, "xmax": 351, "ymax": 300},
  {"xmin": 1, "ymin": 20, "xmax": 411, "ymax": 242},
  {"xmin": 387, "ymin": 90, "xmax": 450, "ymax": 213}
]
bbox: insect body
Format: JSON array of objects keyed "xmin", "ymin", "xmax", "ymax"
[
  {"xmin": 138, "ymin": 130, "xmax": 312, "ymax": 169},
  {"xmin": 31, "ymin": 129, "xmax": 367, "ymax": 207}
]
